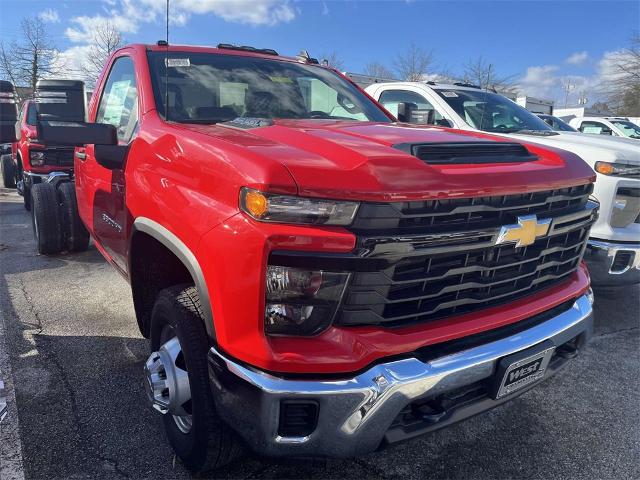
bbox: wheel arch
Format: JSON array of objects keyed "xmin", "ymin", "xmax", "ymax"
[{"xmin": 130, "ymin": 217, "xmax": 215, "ymax": 341}]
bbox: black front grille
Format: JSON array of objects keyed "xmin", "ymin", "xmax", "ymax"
[
  {"xmin": 33, "ymin": 148, "xmax": 74, "ymax": 167},
  {"xmin": 333, "ymin": 184, "xmax": 597, "ymax": 328},
  {"xmin": 352, "ymin": 184, "xmax": 593, "ymax": 235},
  {"xmin": 395, "ymin": 142, "xmax": 537, "ymax": 165}
]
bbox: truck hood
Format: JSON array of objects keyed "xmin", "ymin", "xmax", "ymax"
[
  {"xmin": 177, "ymin": 120, "xmax": 596, "ymax": 201},
  {"xmin": 507, "ymin": 131, "xmax": 640, "ymax": 165}
]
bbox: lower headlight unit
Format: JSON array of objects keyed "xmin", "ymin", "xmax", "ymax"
[
  {"xmin": 30, "ymin": 151, "xmax": 45, "ymax": 166},
  {"xmin": 265, "ymin": 266, "xmax": 349, "ymax": 336}
]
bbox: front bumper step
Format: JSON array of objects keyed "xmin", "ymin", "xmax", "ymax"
[{"xmin": 207, "ymin": 293, "xmax": 593, "ymax": 458}]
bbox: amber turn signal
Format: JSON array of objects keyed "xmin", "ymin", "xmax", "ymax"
[
  {"xmin": 594, "ymin": 162, "xmax": 614, "ymax": 175},
  {"xmin": 244, "ymin": 190, "xmax": 269, "ymax": 218}
]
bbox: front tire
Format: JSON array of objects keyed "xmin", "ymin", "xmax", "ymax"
[
  {"xmin": 1, "ymin": 154, "xmax": 15, "ymax": 188},
  {"xmin": 31, "ymin": 182, "xmax": 62, "ymax": 254},
  {"xmin": 148, "ymin": 285, "xmax": 242, "ymax": 472},
  {"xmin": 57, "ymin": 182, "xmax": 90, "ymax": 252}
]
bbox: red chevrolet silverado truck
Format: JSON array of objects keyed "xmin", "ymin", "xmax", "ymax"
[
  {"xmin": 37, "ymin": 43, "xmax": 597, "ymax": 472},
  {"xmin": 13, "ymin": 80, "xmax": 85, "ymax": 211}
]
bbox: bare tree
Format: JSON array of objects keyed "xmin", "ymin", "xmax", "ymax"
[
  {"xmin": 461, "ymin": 56, "xmax": 518, "ymax": 93},
  {"xmin": 393, "ymin": 44, "xmax": 434, "ymax": 81},
  {"xmin": 600, "ymin": 34, "xmax": 640, "ymax": 115},
  {"xmin": 320, "ymin": 51, "xmax": 345, "ymax": 71},
  {"xmin": 363, "ymin": 62, "xmax": 395, "ymax": 79},
  {"xmin": 0, "ymin": 16, "xmax": 59, "ymax": 94},
  {"xmin": 81, "ymin": 22, "xmax": 125, "ymax": 87}
]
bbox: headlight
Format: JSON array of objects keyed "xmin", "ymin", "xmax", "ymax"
[
  {"xmin": 240, "ymin": 187, "xmax": 359, "ymax": 226},
  {"xmin": 594, "ymin": 161, "xmax": 640, "ymax": 178},
  {"xmin": 264, "ymin": 266, "xmax": 349, "ymax": 336},
  {"xmin": 29, "ymin": 151, "xmax": 45, "ymax": 166}
]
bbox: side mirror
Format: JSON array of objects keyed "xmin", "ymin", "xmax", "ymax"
[
  {"xmin": 396, "ymin": 102, "xmax": 434, "ymax": 124},
  {"xmin": 37, "ymin": 120, "xmax": 117, "ymax": 146},
  {"xmin": 0, "ymin": 122, "xmax": 17, "ymax": 143},
  {"xmin": 434, "ymin": 118, "xmax": 453, "ymax": 128},
  {"xmin": 95, "ymin": 144, "xmax": 128, "ymax": 170}
]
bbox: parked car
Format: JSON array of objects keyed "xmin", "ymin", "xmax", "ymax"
[
  {"xmin": 37, "ymin": 42, "xmax": 597, "ymax": 472},
  {"xmin": 537, "ymin": 113, "xmax": 578, "ymax": 132},
  {"xmin": 360, "ymin": 78, "xmax": 640, "ymax": 286},
  {"xmin": 0, "ymin": 80, "xmax": 17, "ymax": 188},
  {"xmin": 569, "ymin": 116, "xmax": 640, "ymax": 140},
  {"xmin": 12, "ymin": 80, "xmax": 86, "ymax": 212}
]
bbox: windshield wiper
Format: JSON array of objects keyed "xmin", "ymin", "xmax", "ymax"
[{"xmin": 511, "ymin": 129, "xmax": 559, "ymax": 136}]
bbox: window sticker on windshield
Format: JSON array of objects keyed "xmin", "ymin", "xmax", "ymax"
[
  {"xmin": 165, "ymin": 58, "xmax": 190, "ymax": 68},
  {"xmin": 442, "ymin": 91, "xmax": 458, "ymax": 97},
  {"xmin": 268, "ymin": 76, "xmax": 293, "ymax": 84},
  {"xmin": 102, "ymin": 80, "xmax": 130, "ymax": 126}
]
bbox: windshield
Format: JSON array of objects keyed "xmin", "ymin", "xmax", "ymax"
[
  {"xmin": 435, "ymin": 88, "xmax": 554, "ymax": 134},
  {"xmin": 147, "ymin": 52, "xmax": 391, "ymax": 124},
  {"xmin": 611, "ymin": 120, "xmax": 640, "ymax": 139},
  {"xmin": 539, "ymin": 114, "xmax": 577, "ymax": 132}
]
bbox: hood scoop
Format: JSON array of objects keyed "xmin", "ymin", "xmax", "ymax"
[{"xmin": 394, "ymin": 141, "xmax": 538, "ymax": 165}]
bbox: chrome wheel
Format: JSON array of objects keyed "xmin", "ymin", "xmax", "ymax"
[{"xmin": 144, "ymin": 334, "xmax": 193, "ymax": 433}]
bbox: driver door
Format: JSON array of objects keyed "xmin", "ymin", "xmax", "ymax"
[{"xmin": 75, "ymin": 54, "xmax": 138, "ymax": 273}]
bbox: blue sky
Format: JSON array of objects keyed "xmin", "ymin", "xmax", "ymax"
[{"xmin": 1, "ymin": 0, "xmax": 638, "ymax": 104}]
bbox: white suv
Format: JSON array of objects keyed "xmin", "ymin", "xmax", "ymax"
[{"xmin": 361, "ymin": 80, "xmax": 640, "ymax": 286}]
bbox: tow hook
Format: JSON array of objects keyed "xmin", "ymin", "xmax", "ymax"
[
  {"xmin": 143, "ymin": 337, "xmax": 191, "ymax": 418},
  {"xmin": 0, "ymin": 380, "xmax": 7, "ymax": 423}
]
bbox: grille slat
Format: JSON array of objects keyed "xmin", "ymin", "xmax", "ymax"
[{"xmin": 335, "ymin": 184, "xmax": 596, "ymax": 329}]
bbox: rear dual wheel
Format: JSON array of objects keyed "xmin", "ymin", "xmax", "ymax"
[
  {"xmin": 31, "ymin": 183, "xmax": 62, "ymax": 254},
  {"xmin": 1, "ymin": 154, "xmax": 15, "ymax": 189},
  {"xmin": 57, "ymin": 182, "xmax": 90, "ymax": 252},
  {"xmin": 30, "ymin": 181, "xmax": 90, "ymax": 255}
]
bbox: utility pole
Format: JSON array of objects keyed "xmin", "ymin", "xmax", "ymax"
[{"xmin": 563, "ymin": 79, "xmax": 573, "ymax": 108}]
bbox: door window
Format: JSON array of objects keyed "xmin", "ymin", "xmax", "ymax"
[
  {"xmin": 579, "ymin": 121, "xmax": 612, "ymax": 135},
  {"xmin": 96, "ymin": 56, "xmax": 139, "ymax": 143},
  {"xmin": 378, "ymin": 89, "xmax": 443, "ymax": 121}
]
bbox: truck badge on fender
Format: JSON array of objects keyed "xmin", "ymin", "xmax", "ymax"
[{"xmin": 496, "ymin": 215, "xmax": 551, "ymax": 248}]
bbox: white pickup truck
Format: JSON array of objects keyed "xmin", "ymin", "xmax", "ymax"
[
  {"xmin": 569, "ymin": 116, "xmax": 640, "ymax": 140},
  {"xmin": 352, "ymin": 75, "xmax": 640, "ymax": 286}
]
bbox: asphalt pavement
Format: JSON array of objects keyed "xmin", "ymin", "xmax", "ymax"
[{"xmin": 0, "ymin": 184, "xmax": 638, "ymax": 480}]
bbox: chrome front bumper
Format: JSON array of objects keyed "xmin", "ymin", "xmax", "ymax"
[
  {"xmin": 584, "ymin": 239, "xmax": 640, "ymax": 286},
  {"xmin": 208, "ymin": 294, "xmax": 593, "ymax": 458}
]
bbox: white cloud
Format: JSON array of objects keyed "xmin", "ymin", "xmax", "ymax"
[
  {"xmin": 38, "ymin": 8, "xmax": 60, "ymax": 23},
  {"xmin": 65, "ymin": 14, "xmax": 138, "ymax": 43},
  {"xmin": 565, "ymin": 51, "xmax": 588, "ymax": 65},
  {"xmin": 517, "ymin": 65, "xmax": 560, "ymax": 98},
  {"xmin": 64, "ymin": 0, "xmax": 295, "ymax": 44},
  {"xmin": 173, "ymin": 0, "xmax": 296, "ymax": 26},
  {"xmin": 321, "ymin": 1, "xmax": 329, "ymax": 15},
  {"xmin": 50, "ymin": 45, "xmax": 93, "ymax": 80}
]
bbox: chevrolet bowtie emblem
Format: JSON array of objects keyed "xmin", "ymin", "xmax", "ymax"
[{"xmin": 496, "ymin": 215, "xmax": 552, "ymax": 248}]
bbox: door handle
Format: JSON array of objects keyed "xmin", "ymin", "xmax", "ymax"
[{"xmin": 75, "ymin": 152, "xmax": 86, "ymax": 160}]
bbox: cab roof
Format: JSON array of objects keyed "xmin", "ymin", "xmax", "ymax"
[{"xmin": 138, "ymin": 43, "xmax": 320, "ymax": 66}]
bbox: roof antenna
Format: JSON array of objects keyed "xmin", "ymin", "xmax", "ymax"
[{"xmin": 164, "ymin": 0, "xmax": 169, "ymax": 120}]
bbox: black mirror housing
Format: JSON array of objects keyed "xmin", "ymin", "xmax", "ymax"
[
  {"xmin": 396, "ymin": 102, "xmax": 436, "ymax": 125},
  {"xmin": 37, "ymin": 120, "xmax": 117, "ymax": 146},
  {"xmin": 0, "ymin": 122, "xmax": 17, "ymax": 143},
  {"xmin": 95, "ymin": 144, "xmax": 128, "ymax": 170},
  {"xmin": 435, "ymin": 118, "xmax": 453, "ymax": 128}
]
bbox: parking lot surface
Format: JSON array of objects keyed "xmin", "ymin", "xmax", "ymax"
[{"xmin": 0, "ymin": 185, "xmax": 639, "ymax": 480}]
